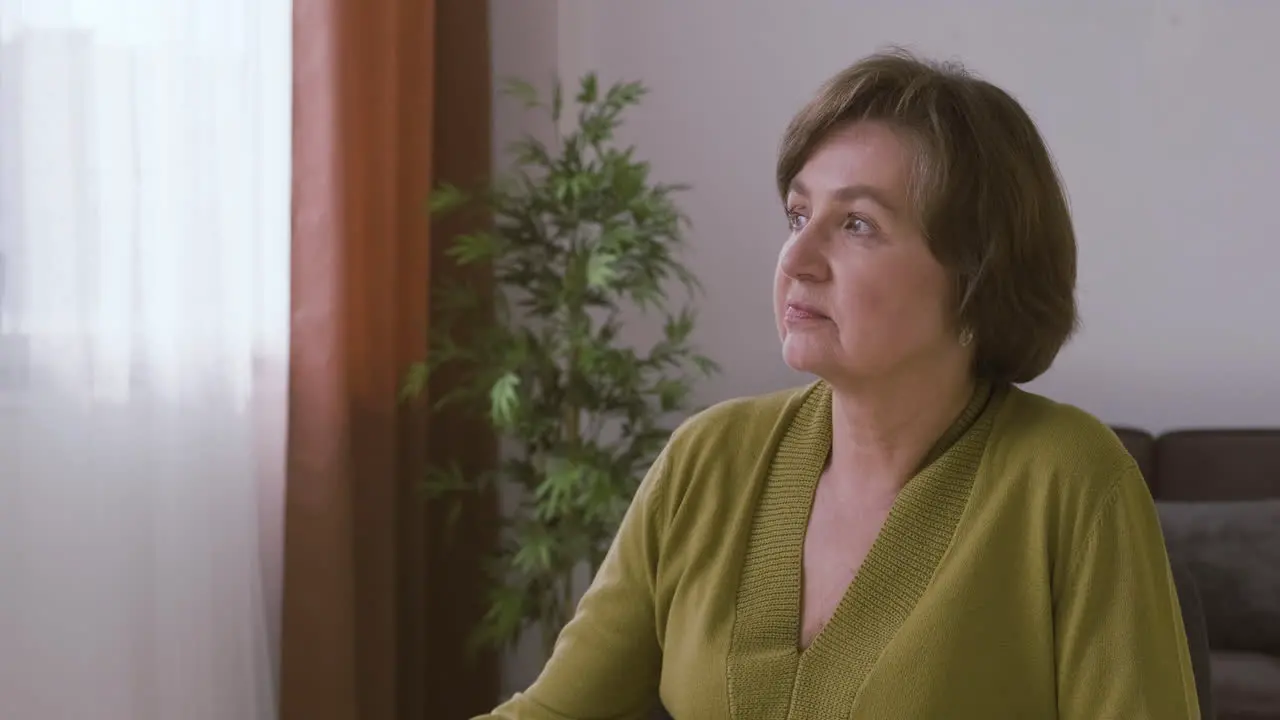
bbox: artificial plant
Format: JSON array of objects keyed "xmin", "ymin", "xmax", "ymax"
[{"xmin": 402, "ymin": 73, "xmax": 718, "ymax": 659}]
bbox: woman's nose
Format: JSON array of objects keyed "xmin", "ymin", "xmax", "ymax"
[{"xmin": 779, "ymin": 226, "xmax": 828, "ymax": 282}]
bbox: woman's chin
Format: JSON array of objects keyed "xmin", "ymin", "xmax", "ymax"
[{"xmin": 781, "ymin": 339, "xmax": 834, "ymax": 376}]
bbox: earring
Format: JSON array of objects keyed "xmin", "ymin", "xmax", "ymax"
[{"xmin": 958, "ymin": 326, "xmax": 974, "ymax": 347}]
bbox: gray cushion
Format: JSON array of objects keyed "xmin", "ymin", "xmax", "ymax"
[
  {"xmin": 1168, "ymin": 555, "xmax": 1216, "ymax": 720},
  {"xmin": 1209, "ymin": 651, "xmax": 1280, "ymax": 719},
  {"xmin": 1157, "ymin": 500, "xmax": 1280, "ymax": 655}
]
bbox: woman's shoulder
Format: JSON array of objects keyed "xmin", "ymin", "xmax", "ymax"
[
  {"xmin": 650, "ymin": 381, "xmax": 822, "ymax": 507},
  {"xmin": 669, "ymin": 381, "xmax": 819, "ymax": 451},
  {"xmin": 986, "ymin": 385, "xmax": 1145, "ymax": 502}
]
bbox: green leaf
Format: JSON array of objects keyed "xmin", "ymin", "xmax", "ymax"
[
  {"xmin": 512, "ymin": 532, "xmax": 555, "ymax": 574},
  {"xmin": 692, "ymin": 353, "xmax": 721, "ymax": 376},
  {"xmin": 431, "ymin": 279, "xmax": 483, "ymax": 314},
  {"xmin": 446, "ymin": 232, "xmax": 499, "ymax": 265},
  {"xmin": 399, "ymin": 361, "xmax": 429, "ymax": 402},
  {"xmin": 470, "ymin": 583, "xmax": 528, "ymax": 654},
  {"xmin": 586, "ymin": 250, "xmax": 618, "ymax": 289},
  {"xmin": 428, "ymin": 183, "xmax": 468, "ymax": 215},
  {"xmin": 431, "ymin": 383, "xmax": 479, "ymax": 413},
  {"xmin": 502, "ymin": 77, "xmax": 540, "ymax": 108},
  {"xmin": 551, "ymin": 80, "xmax": 563, "ymax": 123},
  {"xmin": 489, "ymin": 372, "xmax": 521, "ymax": 427},
  {"xmin": 553, "ymin": 176, "xmax": 571, "ymax": 203},
  {"xmin": 605, "ymin": 80, "xmax": 647, "ymax": 109},
  {"xmin": 508, "ymin": 136, "xmax": 553, "ymax": 170},
  {"xmin": 577, "ymin": 73, "xmax": 599, "ymax": 104},
  {"xmin": 533, "ymin": 456, "xmax": 585, "ymax": 519},
  {"xmin": 422, "ymin": 462, "xmax": 471, "ymax": 499},
  {"xmin": 663, "ymin": 307, "xmax": 695, "ymax": 343},
  {"xmin": 654, "ymin": 377, "xmax": 691, "ymax": 412}
]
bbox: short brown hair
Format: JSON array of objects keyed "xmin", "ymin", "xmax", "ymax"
[{"xmin": 777, "ymin": 49, "xmax": 1078, "ymax": 384}]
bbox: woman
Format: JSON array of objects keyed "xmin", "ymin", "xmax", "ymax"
[{"xmin": 478, "ymin": 51, "xmax": 1200, "ymax": 719}]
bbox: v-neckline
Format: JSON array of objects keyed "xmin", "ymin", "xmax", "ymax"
[
  {"xmin": 797, "ymin": 380, "xmax": 991, "ymax": 656},
  {"xmin": 726, "ymin": 380, "xmax": 998, "ymax": 719}
]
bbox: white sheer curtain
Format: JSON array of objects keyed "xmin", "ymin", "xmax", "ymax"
[{"xmin": 0, "ymin": 1, "xmax": 291, "ymax": 718}]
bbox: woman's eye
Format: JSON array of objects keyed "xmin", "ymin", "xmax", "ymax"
[
  {"xmin": 845, "ymin": 215, "xmax": 874, "ymax": 235},
  {"xmin": 786, "ymin": 210, "xmax": 807, "ymax": 232}
]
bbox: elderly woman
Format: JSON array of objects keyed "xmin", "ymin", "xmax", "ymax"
[{"xmin": 479, "ymin": 51, "xmax": 1200, "ymax": 719}]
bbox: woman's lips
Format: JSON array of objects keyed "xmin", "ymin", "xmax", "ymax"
[{"xmin": 785, "ymin": 303, "xmax": 830, "ymax": 322}]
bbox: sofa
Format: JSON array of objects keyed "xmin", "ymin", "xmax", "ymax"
[{"xmin": 1112, "ymin": 427, "xmax": 1280, "ymax": 720}]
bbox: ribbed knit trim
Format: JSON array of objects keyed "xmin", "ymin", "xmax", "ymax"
[{"xmin": 727, "ymin": 380, "xmax": 999, "ymax": 719}]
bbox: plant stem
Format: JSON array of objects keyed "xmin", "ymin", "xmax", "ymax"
[
  {"xmin": 562, "ymin": 568, "xmax": 575, "ymax": 629},
  {"xmin": 541, "ymin": 569, "xmax": 577, "ymax": 662},
  {"xmin": 564, "ymin": 402, "xmax": 580, "ymax": 448},
  {"xmin": 542, "ymin": 611, "xmax": 558, "ymax": 661}
]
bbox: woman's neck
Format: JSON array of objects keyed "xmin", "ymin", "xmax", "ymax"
[{"xmin": 827, "ymin": 365, "xmax": 976, "ymax": 497}]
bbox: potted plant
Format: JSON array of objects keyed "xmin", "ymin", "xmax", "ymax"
[{"xmin": 402, "ymin": 73, "xmax": 718, "ymax": 660}]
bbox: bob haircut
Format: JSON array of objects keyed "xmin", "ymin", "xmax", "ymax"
[{"xmin": 777, "ymin": 49, "xmax": 1078, "ymax": 384}]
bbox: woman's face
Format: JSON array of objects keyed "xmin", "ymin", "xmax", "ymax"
[{"xmin": 774, "ymin": 121, "xmax": 964, "ymax": 387}]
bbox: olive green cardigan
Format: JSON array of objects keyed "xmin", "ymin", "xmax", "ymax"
[{"xmin": 478, "ymin": 381, "xmax": 1200, "ymax": 719}]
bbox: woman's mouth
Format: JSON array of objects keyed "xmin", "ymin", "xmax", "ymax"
[{"xmin": 785, "ymin": 303, "xmax": 830, "ymax": 322}]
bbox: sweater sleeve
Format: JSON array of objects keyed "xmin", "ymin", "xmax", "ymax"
[
  {"xmin": 1053, "ymin": 464, "xmax": 1201, "ymax": 719},
  {"xmin": 472, "ymin": 448, "xmax": 669, "ymax": 720}
]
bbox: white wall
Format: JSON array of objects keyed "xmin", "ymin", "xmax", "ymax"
[
  {"xmin": 489, "ymin": 0, "xmax": 561, "ymax": 696},
  {"xmin": 489, "ymin": 0, "xmax": 1280, "ymax": 690},
  {"xmin": 529, "ymin": 0, "xmax": 1280, "ymax": 434}
]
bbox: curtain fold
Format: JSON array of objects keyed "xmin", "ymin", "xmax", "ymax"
[
  {"xmin": 424, "ymin": 1, "xmax": 501, "ymax": 714},
  {"xmin": 282, "ymin": 0, "xmax": 497, "ymax": 717}
]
